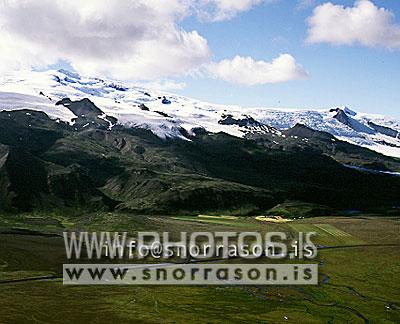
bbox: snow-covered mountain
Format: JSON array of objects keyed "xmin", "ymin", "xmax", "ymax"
[{"xmin": 1, "ymin": 69, "xmax": 400, "ymax": 158}]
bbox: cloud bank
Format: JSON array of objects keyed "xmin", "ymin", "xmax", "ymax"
[
  {"xmin": 0, "ymin": 0, "xmax": 307, "ymax": 86},
  {"xmin": 207, "ymin": 54, "xmax": 308, "ymax": 86},
  {"xmin": 0, "ymin": 0, "xmax": 209, "ymax": 80},
  {"xmin": 307, "ymin": 0, "xmax": 400, "ymax": 49}
]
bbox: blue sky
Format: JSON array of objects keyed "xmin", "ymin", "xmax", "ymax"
[
  {"xmin": 0, "ymin": 0, "xmax": 399, "ymax": 117},
  {"xmin": 175, "ymin": 0, "xmax": 400, "ymax": 116}
]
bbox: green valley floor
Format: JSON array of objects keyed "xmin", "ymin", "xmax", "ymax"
[{"xmin": 0, "ymin": 213, "xmax": 399, "ymax": 323}]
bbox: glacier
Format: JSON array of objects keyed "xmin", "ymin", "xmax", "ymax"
[{"xmin": 1, "ymin": 69, "xmax": 400, "ymax": 158}]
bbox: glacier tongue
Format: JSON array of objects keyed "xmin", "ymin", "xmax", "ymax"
[{"xmin": 1, "ymin": 69, "xmax": 400, "ymax": 158}]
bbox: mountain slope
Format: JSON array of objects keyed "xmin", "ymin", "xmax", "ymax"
[
  {"xmin": 1, "ymin": 69, "xmax": 400, "ymax": 158},
  {"xmin": 248, "ymin": 123, "xmax": 400, "ymax": 172},
  {"xmin": 0, "ymin": 104, "xmax": 400, "ymax": 215},
  {"xmin": 1, "ymin": 70, "xmax": 400, "ymax": 215}
]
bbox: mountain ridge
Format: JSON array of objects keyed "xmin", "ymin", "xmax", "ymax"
[
  {"xmin": 0, "ymin": 100, "xmax": 399, "ymax": 215},
  {"xmin": 1, "ymin": 69, "xmax": 400, "ymax": 158},
  {"xmin": 1, "ymin": 70, "xmax": 400, "ymax": 216}
]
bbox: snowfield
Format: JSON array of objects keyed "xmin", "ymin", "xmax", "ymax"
[{"xmin": 1, "ymin": 69, "xmax": 400, "ymax": 157}]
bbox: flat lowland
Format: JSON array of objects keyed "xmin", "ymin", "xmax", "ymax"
[{"xmin": 0, "ymin": 213, "xmax": 399, "ymax": 323}]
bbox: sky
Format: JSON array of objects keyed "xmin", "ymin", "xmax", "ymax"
[{"xmin": 0, "ymin": 0, "xmax": 399, "ymax": 116}]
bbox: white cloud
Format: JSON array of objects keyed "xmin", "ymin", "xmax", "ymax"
[
  {"xmin": 306, "ymin": 0, "xmax": 400, "ymax": 49},
  {"xmin": 207, "ymin": 54, "xmax": 309, "ymax": 85},
  {"xmin": 0, "ymin": 0, "xmax": 210, "ymax": 80},
  {"xmin": 194, "ymin": 0, "xmax": 266, "ymax": 21},
  {"xmin": 0, "ymin": 0, "xmax": 306, "ymax": 87}
]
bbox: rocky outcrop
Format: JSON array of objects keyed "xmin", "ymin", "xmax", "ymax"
[{"xmin": 368, "ymin": 121, "xmax": 399, "ymax": 138}]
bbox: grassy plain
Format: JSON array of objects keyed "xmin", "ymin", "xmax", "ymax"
[{"xmin": 0, "ymin": 213, "xmax": 399, "ymax": 323}]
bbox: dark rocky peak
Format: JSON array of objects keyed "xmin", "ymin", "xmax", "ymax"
[
  {"xmin": 219, "ymin": 114, "xmax": 261, "ymax": 127},
  {"xmin": 56, "ymin": 98, "xmax": 103, "ymax": 117},
  {"xmin": 367, "ymin": 121, "xmax": 399, "ymax": 138},
  {"xmin": 55, "ymin": 97, "xmax": 72, "ymax": 106},
  {"xmin": 219, "ymin": 114, "xmax": 279, "ymax": 135},
  {"xmin": 332, "ymin": 108, "xmax": 375, "ymax": 134},
  {"xmin": 332, "ymin": 108, "xmax": 352, "ymax": 126},
  {"xmin": 283, "ymin": 123, "xmax": 334, "ymax": 141},
  {"xmin": 330, "ymin": 106, "xmax": 357, "ymax": 116},
  {"xmin": 56, "ymin": 98, "xmax": 117, "ymax": 131}
]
